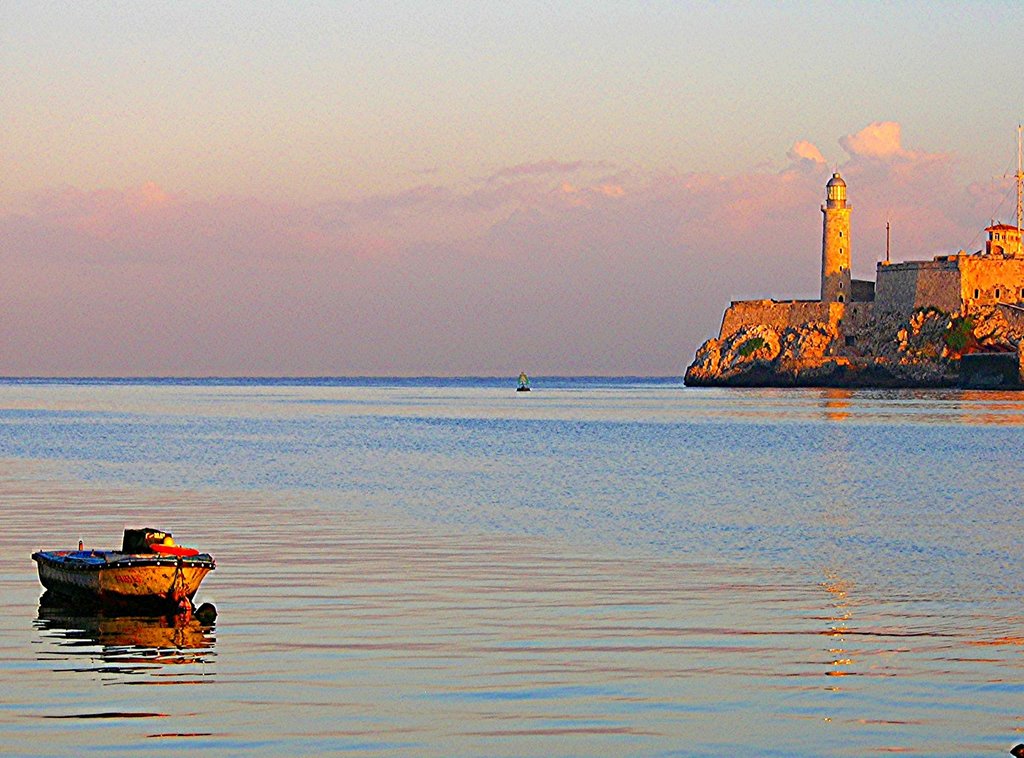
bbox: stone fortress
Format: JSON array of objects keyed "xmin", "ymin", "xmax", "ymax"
[{"xmin": 686, "ymin": 171, "xmax": 1024, "ymax": 387}]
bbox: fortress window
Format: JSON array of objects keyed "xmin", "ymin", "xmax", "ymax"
[
  {"xmin": 1020, "ymin": 288, "xmax": 1024, "ymax": 299},
  {"xmin": 974, "ymin": 289, "xmax": 980, "ymax": 299},
  {"xmin": 995, "ymin": 289, "xmax": 1001, "ymax": 300},
  {"xmin": 839, "ymin": 231, "xmax": 843, "ymax": 238},
  {"xmin": 837, "ymin": 295, "xmax": 844, "ymax": 303}
]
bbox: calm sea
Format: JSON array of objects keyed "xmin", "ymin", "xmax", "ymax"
[{"xmin": 1, "ymin": 378, "xmax": 1023, "ymax": 756}]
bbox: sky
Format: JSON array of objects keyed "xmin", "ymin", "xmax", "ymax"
[{"xmin": 2, "ymin": 1, "xmax": 1023, "ymax": 376}]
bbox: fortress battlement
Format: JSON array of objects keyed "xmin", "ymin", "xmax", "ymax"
[
  {"xmin": 687, "ymin": 172, "xmax": 1024, "ymax": 388},
  {"xmin": 717, "ymin": 173, "xmax": 1024, "ymax": 335}
]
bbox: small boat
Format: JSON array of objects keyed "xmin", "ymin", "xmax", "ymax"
[
  {"xmin": 32, "ymin": 528, "xmax": 215, "ymax": 613},
  {"xmin": 517, "ymin": 372, "xmax": 531, "ymax": 391}
]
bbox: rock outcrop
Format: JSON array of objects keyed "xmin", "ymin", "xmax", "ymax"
[{"xmin": 685, "ymin": 306, "xmax": 1024, "ymax": 388}]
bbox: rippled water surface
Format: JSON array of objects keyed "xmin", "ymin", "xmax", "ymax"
[{"xmin": 1, "ymin": 379, "xmax": 1023, "ymax": 756}]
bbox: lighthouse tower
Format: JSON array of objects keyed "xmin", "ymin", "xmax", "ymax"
[{"xmin": 821, "ymin": 172, "xmax": 851, "ymax": 302}]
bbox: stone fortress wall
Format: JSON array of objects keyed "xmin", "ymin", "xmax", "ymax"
[
  {"xmin": 714, "ymin": 172, "xmax": 1024, "ymax": 346},
  {"xmin": 997, "ymin": 302, "xmax": 1024, "ymax": 332},
  {"xmin": 839, "ymin": 300, "xmax": 875, "ymax": 347},
  {"xmin": 688, "ymin": 170, "xmax": 1024, "ymax": 388},
  {"xmin": 850, "ymin": 279, "xmax": 875, "ymax": 302},
  {"xmin": 871, "ymin": 256, "xmax": 1024, "ymax": 318},
  {"xmin": 717, "ymin": 299, "xmax": 840, "ymax": 339},
  {"xmin": 958, "ymin": 256, "xmax": 1024, "ymax": 309},
  {"xmin": 873, "ymin": 259, "xmax": 962, "ymax": 316}
]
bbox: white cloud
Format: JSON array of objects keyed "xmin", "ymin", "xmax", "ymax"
[
  {"xmin": 839, "ymin": 121, "xmax": 949, "ymax": 165},
  {"xmin": 840, "ymin": 121, "xmax": 906, "ymax": 158}
]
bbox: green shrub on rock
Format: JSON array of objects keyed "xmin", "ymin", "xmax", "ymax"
[
  {"xmin": 943, "ymin": 316, "xmax": 975, "ymax": 354},
  {"xmin": 737, "ymin": 337, "xmax": 767, "ymax": 357}
]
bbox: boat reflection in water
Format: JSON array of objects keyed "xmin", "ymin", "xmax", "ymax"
[{"xmin": 35, "ymin": 592, "xmax": 216, "ymax": 679}]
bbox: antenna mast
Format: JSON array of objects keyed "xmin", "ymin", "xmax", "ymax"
[
  {"xmin": 886, "ymin": 219, "xmax": 890, "ymax": 263},
  {"xmin": 1017, "ymin": 124, "xmax": 1022, "ymax": 257}
]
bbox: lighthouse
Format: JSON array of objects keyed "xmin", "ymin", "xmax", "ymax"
[{"xmin": 821, "ymin": 172, "xmax": 851, "ymax": 303}]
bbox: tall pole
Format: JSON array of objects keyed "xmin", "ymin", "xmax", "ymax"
[
  {"xmin": 885, "ymin": 220, "xmax": 890, "ymax": 263},
  {"xmin": 1017, "ymin": 124, "xmax": 1022, "ymax": 257}
]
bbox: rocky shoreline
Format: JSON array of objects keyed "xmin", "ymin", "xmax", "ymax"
[{"xmin": 684, "ymin": 306, "xmax": 1023, "ymax": 389}]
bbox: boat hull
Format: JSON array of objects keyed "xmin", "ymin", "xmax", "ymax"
[{"xmin": 33, "ymin": 550, "xmax": 214, "ymax": 611}]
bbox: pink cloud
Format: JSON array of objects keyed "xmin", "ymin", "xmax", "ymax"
[
  {"xmin": 787, "ymin": 140, "xmax": 826, "ymax": 166},
  {"xmin": 839, "ymin": 121, "xmax": 949, "ymax": 165},
  {"xmin": 0, "ymin": 127, "xmax": 1005, "ymax": 375},
  {"xmin": 841, "ymin": 121, "xmax": 906, "ymax": 158},
  {"xmin": 487, "ymin": 159, "xmax": 607, "ymax": 182}
]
